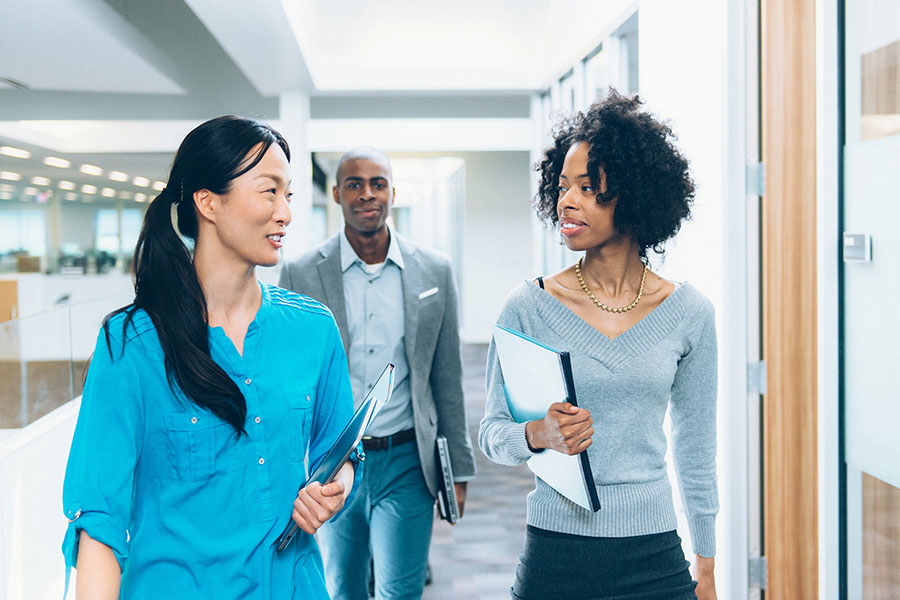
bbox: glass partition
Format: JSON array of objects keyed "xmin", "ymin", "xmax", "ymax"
[{"xmin": 0, "ymin": 291, "xmax": 133, "ymax": 429}]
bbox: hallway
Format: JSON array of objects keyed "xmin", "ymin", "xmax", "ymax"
[{"xmin": 423, "ymin": 344, "xmax": 533, "ymax": 600}]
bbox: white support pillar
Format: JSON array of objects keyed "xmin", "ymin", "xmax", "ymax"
[{"xmin": 275, "ymin": 92, "xmax": 311, "ymax": 265}]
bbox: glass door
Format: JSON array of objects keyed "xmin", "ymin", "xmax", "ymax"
[{"xmin": 842, "ymin": 0, "xmax": 900, "ymax": 597}]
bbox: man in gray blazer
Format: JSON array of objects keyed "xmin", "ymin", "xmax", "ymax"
[{"xmin": 279, "ymin": 147, "xmax": 475, "ymax": 600}]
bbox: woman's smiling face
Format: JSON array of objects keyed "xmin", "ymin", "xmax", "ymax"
[{"xmin": 557, "ymin": 141, "xmax": 624, "ymax": 252}]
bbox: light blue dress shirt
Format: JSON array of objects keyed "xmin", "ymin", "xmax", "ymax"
[
  {"xmin": 61, "ymin": 283, "xmax": 360, "ymax": 599},
  {"xmin": 339, "ymin": 230, "xmax": 414, "ymax": 437}
]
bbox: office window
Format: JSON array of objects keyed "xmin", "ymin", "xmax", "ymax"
[
  {"xmin": 94, "ymin": 209, "xmax": 143, "ymax": 254},
  {"xmin": 0, "ymin": 210, "xmax": 46, "ymax": 256}
]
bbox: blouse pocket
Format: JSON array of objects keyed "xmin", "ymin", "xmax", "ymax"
[
  {"xmin": 285, "ymin": 387, "xmax": 315, "ymax": 462},
  {"xmin": 164, "ymin": 413, "xmax": 235, "ymax": 481}
]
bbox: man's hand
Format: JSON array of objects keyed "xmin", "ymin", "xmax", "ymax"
[
  {"xmin": 694, "ymin": 555, "xmax": 717, "ymax": 600},
  {"xmin": 453, "ymin": 482, "xmax": 468, "ymax": 518},
  {"xmin": 292, "ymin": 461, "xmax": 354, "ymax": 534},
  {"xmin": 525, "ymin": 402, "xmax": 593, "ymax": 454}
]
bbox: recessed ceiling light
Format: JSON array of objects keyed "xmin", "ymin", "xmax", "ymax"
[
  {"xmin": 0, "ymin": 146, "xmax": 30, "ymax": 159},
  {"xmin": 109, "ymin": 171, "xmax": 128, "ymax": 182},
  {"xmin": 43, "ymin": 156, "xmax": 70, "ymax": 168},
  {"xmin": 58, "ymin": 180, "xmax": 75, "ymax": 190},
  {"xmin": 101, "ymin": 187, "xmax": 116, "ymax": 197},
  {"xmin": 134, "ymin": 192, "xmax": 147, "ymax": 202},
  {"xmin": 81, "ymin": 184, "xmax": 98, "ymax": 194},
  {"xmin": 0, "ymin": 192, "xmax": 12, "ymax": 200},
  {"xmin": 133, "ymin": 176, "xmax": 150, "ymax": 187},
  {"xmin": 24, "ymin": 186, "xmax": 38, "ymax": 195},
  {"xmin": 80, "ymin": 164, "xmax": 103, "ymax": 176},
  {"xmin": 119, "ymin": 190, "xmax": 133, "ymax": 200},
  {"xmin": 152, "ymin": 180, "xmax": 165, "ymax": 191},
  {"xmin": 0, "ymin": 183, "xmax": 14, "ymax": 192},
  {"xmin": 0, "ymin": 171, "xmax": 22, "ymax": 181},
  {"xmin": 31, "ymin": 176, "xmax": 50, "ymax": 186},
  {"xmin": 65, "ymin": 192, "xmax": 78, "ymax": 201}
]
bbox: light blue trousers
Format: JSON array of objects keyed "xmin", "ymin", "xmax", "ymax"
[{"xmin": 318, "ymin": 439, "xmax": 435, "ymax": 600}]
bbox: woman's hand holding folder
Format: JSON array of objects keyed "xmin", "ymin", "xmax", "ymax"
[
  {"xmin": 524, "ymin": 402, "xmax": 594, "ymax": 455},
  {"xmin": 292, "ymin": 461, "xmax": 355, "ymax": 534}
]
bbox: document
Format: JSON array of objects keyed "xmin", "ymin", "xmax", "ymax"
[
  {"xmin": 275, "ymin": 363, "xmax": 395, "ymax": 552},
  {"xmin": 492, "ymin": 325, "xmax": 601, "ymax": 512}
]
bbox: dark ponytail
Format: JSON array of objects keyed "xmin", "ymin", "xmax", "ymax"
[{"xmin": 104, "ymin": 116, "xmax": 290, "ymax": 435}]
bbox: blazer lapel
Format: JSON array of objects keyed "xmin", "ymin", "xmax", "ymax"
[
  {"xmin": 399, "ymin": 239, "xmax": 420, "ymax": 369},
  {"xmin": 316, "ymin": 236, "xmax": 351, "ymax": 356}
]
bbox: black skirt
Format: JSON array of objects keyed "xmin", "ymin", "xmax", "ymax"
[{"xmin": 511, "ymin": 527, "xmax": 697, "ymax": 600}]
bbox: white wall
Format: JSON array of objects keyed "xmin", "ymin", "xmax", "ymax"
[
  {"xmin": 639, "ymin": 3, "xmax": 747, "ymax": 599},
  {"xmin": 0, "ymin": 400, "xmax": 79, "ymax": 600},
  {"xmin": 455, "ymin": 151, "xmax": 534, "ymax": 343}
]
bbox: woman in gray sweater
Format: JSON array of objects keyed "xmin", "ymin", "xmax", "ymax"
[{"xmin": 479, "ymin": 90, "xmax": 718, "ymax": 600}]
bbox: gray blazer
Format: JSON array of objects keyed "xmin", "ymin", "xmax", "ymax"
[{"xmin": 278, "ymin": 233, "xmax": 476, "ymax": 495}]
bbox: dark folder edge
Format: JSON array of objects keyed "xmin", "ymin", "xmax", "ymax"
[{"xmin": 558, "ymin": 352, "xmax": 602, "ymax": 512}]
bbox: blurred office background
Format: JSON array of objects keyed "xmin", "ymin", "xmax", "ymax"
[{"xmin": 0, "ymin": 0, "xmax": 898, "ymax": 598}]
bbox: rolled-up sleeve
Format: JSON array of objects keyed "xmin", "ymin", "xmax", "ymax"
[
  {"xmin": 62, "ymin": 326, "xmax": 144, "ymax": 571},
  {"xmin": 307, "ymin": 319, "xmax": 362, "ymax": 519}
]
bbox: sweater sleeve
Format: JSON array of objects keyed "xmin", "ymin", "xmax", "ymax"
[
  {"xmin": 669, "ymin": 299, "xmax": 719, "ymax": 557},
  {"xmin": 478, "ymin": 286, "xmax": 540, "ymax": 466}
]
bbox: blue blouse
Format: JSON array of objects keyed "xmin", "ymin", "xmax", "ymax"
[{"xmin": 62, "ymin": 283, "xmax": 361, "ymax": 599}]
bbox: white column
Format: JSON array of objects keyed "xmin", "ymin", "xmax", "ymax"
[{"xmin": 272, "ymin": 92, "xmax": 311, "ymax": 275}]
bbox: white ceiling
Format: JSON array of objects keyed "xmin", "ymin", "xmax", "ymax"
[
  {"xmin": 1, "ymin": 0, "xmax": 635, "ymax": 98},
  {"xmin": 285, "ymin": 0, "xmax": 634, "ymax": 91},
  {"xmin": 0, "ymin": 0, "xmax": 636, "ymax": 182},
  {"xmin": 0, "ymin": 0, "xmax": 184, "ymax": 94}
]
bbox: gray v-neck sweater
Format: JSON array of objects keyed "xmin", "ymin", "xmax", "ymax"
[{"xmin": 479, "ymin": 281, "xmax": 718, "ymax": 557}]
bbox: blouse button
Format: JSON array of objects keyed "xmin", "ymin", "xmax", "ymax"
[
  {"xmin": 244, "ymin": 378, "xmax": 252, "ymax": 385},
  {"xmin": 258, "ymin": 457, "xmax": 265, "ymax": 465},
  {"xmin": 306, "ymin": 395, "xmax": 311, "ymax": 402},
  {"xmin": 190, "ymin": 417, "xmax": 198, "ymax": 424},
  {"xmin": 254, "ymin": 416, "xmax": 261, "ymax": 424}
]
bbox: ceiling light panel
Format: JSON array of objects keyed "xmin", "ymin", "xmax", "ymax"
[
  {"xmin": 81, "ymin": 184, "xmax": 97, "ymax": 194},
  {"xmin": 152, "ymin": 181, "xmax": 165, "ymax": 191},
  {"xmin": 58, "ymin": 180, "xmax": 75, "ymax": 190},
  {"xmin": 1, "ymin": 171, "xmax": 22, "ymax": 181},
  {"xmin": 31, "ymin": 176, "xmax": 51, "ymax": 186},
  {"xmin": 133, "ymin": 176, "xmax": 150, "ymax": 187},
  {"xmin": 24, "ymin": 187, "xmax": 38, "ymax": 195},
  {"xmin": 80, "ymin": 164, "xmax": 103, "ymax": 176},
  {"xmin": 101, "ymin": 187, "xmax": 116, "ymax": 197},
  {"xmin": 0, "ymin": 146, "xmax": 30, "ymax": 159},
  {"xmin": 43, "ymin": 156, "xmax": 71, "ymax": 168},
  {"xmin": 109, "ymin": 171, "xmax": 128, "ymax": 182},
  {"xmin": 134, "ymin": 192, "xmax": 147, "ymax": 202}
]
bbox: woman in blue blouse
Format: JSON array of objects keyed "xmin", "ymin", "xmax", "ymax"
[{"xmin": 62, "ymin": 116, "xmax": 359, "ymax": 599}]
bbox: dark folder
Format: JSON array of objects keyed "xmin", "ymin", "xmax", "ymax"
[
  {"xmin": 434, "ymin": 435, "xmax": 459, "ymax": 524},
  {"xmin": 275, "ymin": 363, "xmax": 395, "ymax": 553}
]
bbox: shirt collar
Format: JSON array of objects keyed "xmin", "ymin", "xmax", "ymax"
[{"xmin": 340, "ymin": 227, "xmax": 405, "ymax": 272}]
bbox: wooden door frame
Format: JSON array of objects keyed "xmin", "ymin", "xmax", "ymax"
[{"xmin": 761, "ymin": 0, "xmax": 820, "ymax": 598}]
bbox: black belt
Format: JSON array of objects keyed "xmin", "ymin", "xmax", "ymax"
[{"xmin": 361, "ymin": 428, "xmax": 416, "ymax": 451}]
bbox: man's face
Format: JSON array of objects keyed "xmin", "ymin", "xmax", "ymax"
[{"xmin": 333, "ymin": 157, "xmax": 395, "ymax": 235}]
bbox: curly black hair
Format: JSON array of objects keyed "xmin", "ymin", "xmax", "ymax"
[{"xmin": 535, "ymin": 89, "xmax": 695, "ymax": 258}]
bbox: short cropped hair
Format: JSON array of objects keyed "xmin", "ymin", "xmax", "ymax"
[{"xmin": 535, "ymin": 90, "xmax": 695, "ymax": 258}]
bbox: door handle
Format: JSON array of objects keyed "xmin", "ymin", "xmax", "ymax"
[{"xmin": 842, "ymin": 233, "xmax": 872, "ymax": 262}]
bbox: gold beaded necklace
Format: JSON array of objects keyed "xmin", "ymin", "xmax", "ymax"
[{"xmin": 575, "ymin": 257, "xmax": 649, "ymax": 314}]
